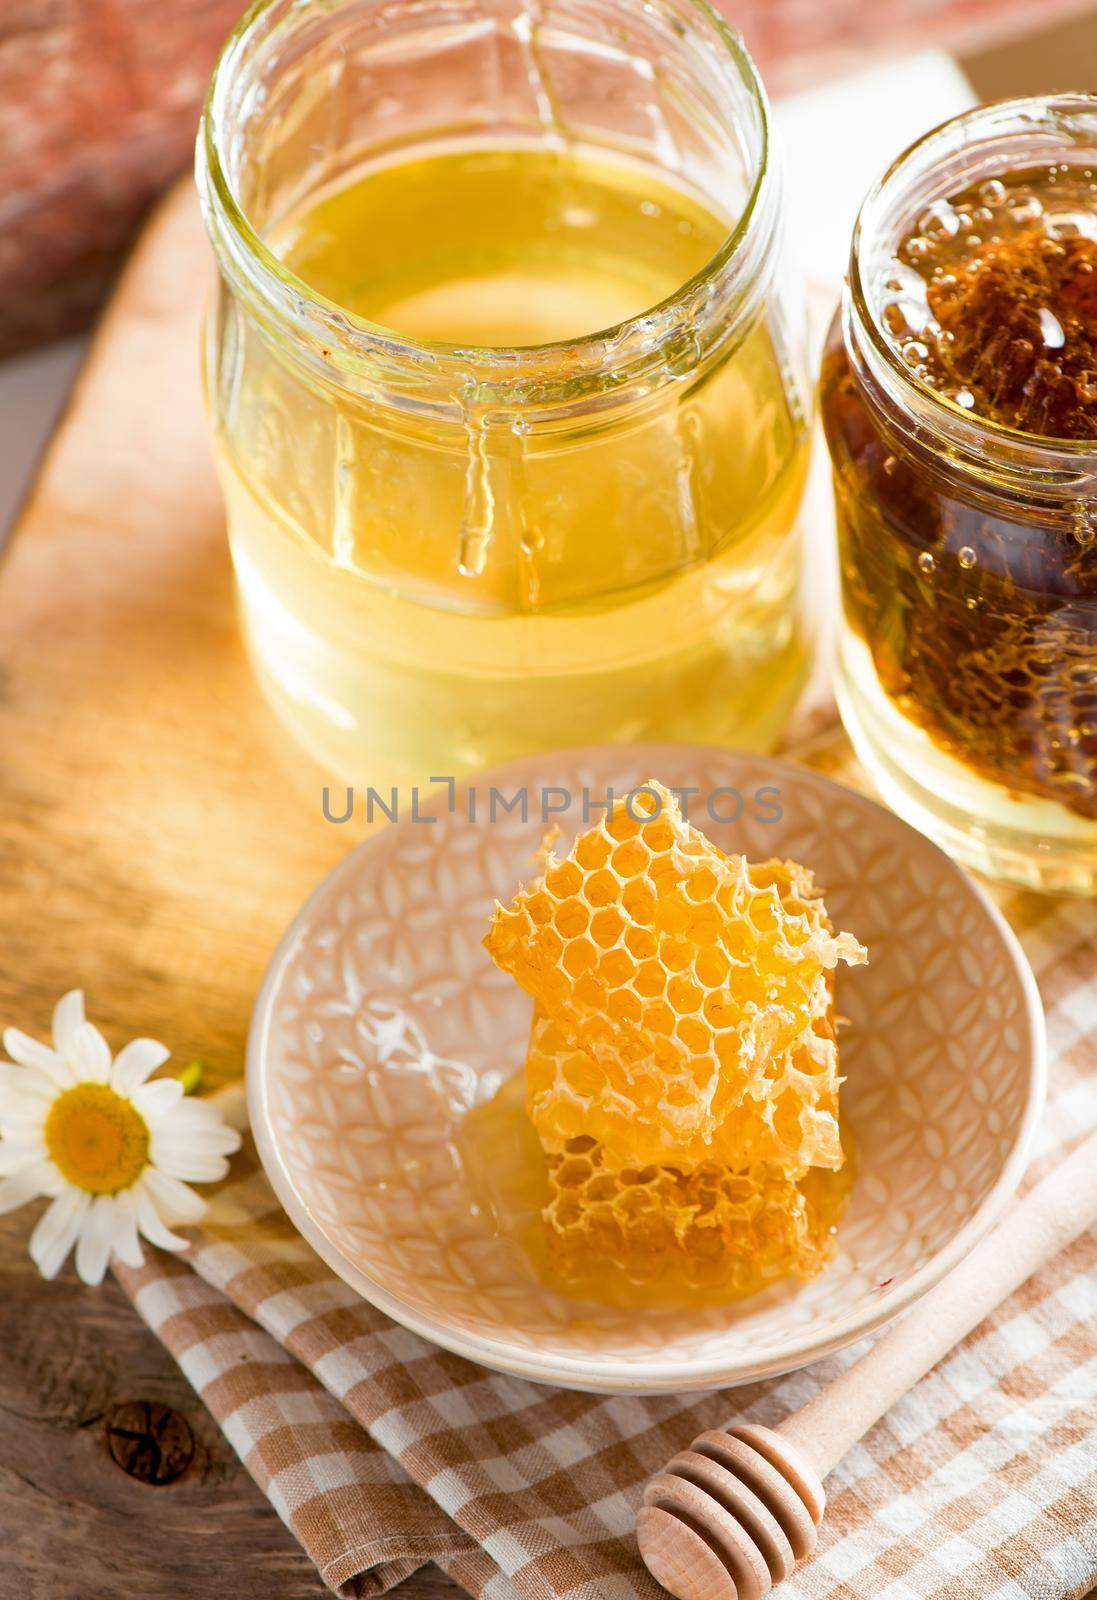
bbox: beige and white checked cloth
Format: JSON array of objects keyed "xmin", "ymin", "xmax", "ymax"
[{"xmin": 113, "ymin": 726, "xmax": 1097, "ymax": 1600}]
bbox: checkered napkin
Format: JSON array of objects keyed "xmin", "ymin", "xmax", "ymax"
[{"xmin": 112, "ymin": 725, "xmax": 1097, "ymax": 1600}]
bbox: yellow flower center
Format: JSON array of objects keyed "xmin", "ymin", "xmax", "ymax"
[{"xmin": 44, "ymin": 1083, "xmax": 149, "ymax": 1194}]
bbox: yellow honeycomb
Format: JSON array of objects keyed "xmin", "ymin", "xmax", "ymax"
[
  {"xmin": 543, "ymin": 1135, "xmax": 851, "ymax": 1303},
  {"xmin": 525, "ymin": 997, "xmax": 841, "ymax": 1172},
  {"xmin": 485, "ymin": 782, "xmax": 866, "ymax": 1173}
]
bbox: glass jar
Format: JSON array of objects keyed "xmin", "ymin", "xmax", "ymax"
[
  {"xmin": 196, "ymin": 0, "xmax": 811, "ymax": 791},
  {"xmin": 821, "ymin": 96, "xmax": 1097, "ymax": 895}
]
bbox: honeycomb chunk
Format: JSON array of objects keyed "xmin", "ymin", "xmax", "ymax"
[
  {"xmin": 526, "ymin": 996, "xmax": 842, "ymax": 1172},
  {"xmin": 544, "ymin": 1135, "xmax": 850, "ymax": 1303},
  {"xmin": 484, "ymin": 782, "xmax": 865, "ymax": 1171}
]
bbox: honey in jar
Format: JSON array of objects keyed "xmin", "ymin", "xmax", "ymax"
[
  {"xmin": 197, "ymin": 0, "xmax": 812, "ymax": 790},
  {"xmin": 821, "ymin": 97, "xmax": 1097, "ymax": 893}
]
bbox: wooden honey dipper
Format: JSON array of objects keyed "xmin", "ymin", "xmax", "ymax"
[{"xmin": 638, "ymin": 1127, "xmax": 1097, "ymax": 1600}]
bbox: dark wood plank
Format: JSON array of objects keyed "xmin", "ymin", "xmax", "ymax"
[
  {"xmin": 0, "ymin": 1210, "xmax": 325, "ymax": 1599},
  {"xmin": 961, "ymin": 7, "xmax": 1097, "ymax": 99},
  {"xmin": 0, "ymin": 1202, "xmax": 463, "ymax": 1599}
]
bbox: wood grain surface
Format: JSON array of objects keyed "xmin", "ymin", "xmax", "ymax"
[
  {"xmin": 0, "ymin": 1196, "xmax": 465, "ymax": 1600},
  {"xmin": 0, "ymin": 178, "xmax": 456, "ymax": 1598}
]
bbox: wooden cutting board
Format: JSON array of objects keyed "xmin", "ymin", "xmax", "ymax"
[
  {"xmin": 0, "ymin": 169, "xmax": 849, "ymax": 1596},
  {"xmin": 0, "ymin": 179, "xmax": 427, "ymax": 1599},
  {"xmin": 0, "ymin": 179, "xmax": 356, "ymax": 1084}
]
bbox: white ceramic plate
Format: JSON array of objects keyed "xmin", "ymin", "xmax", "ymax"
[{"xmin": 247, "ymin": 745, "xmax": 1045, "ymax": 1394}]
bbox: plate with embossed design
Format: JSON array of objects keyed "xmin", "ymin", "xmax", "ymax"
[{"xmin": 247, "ymin": 745, "xmax": 1045, "ymax": 1394}]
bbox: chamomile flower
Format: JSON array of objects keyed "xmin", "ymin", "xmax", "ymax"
[{"xmin": 0, "ymin": 991, "xmax": 241, "ymax": 1284}]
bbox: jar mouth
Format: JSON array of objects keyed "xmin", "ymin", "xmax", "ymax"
[
  {"xmin": 848, "ymin": 93, "xmax": 1097, "ymax": 472},
  {"xmin": 196, "ymin": 0, "xmax": 773, "ymax": 409}
]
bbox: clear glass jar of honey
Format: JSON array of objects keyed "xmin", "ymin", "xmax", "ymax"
[
  {"xmin": 196, "ymin": 0, "xmax": 811, "ymax": 790},
  {"xmin": 821, "ymin": 97, "xmax": 1097, "ymax": 894}
]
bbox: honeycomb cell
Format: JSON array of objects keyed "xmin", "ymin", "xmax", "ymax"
[
  {"xmin": 554, "ymin": 900, "xmax": 590, "ymax": 939},
  {"xmin": 575, "ymin": 831, "xmax": 612, "ymax": 871},
  {"xmin": 598, "ymin": 949, "xmax": 637, "ymax": 989},
  {"xmin": 485, "ymin": 781, "xmax": 865, "ymax": 1171},
  {"xmin": 524, "ymin": 996, "xmax": 842, "ymax": 1173},
  {"xmin": 543, "ymin": 1135, "xmax": 850, "ymax": 1301},
  {"xmin": 668, "ymin": 976, "xmax": 702, "ymax": 1015},
  {"xmin": 623, "ymin": 924, "xmax": 658, "ymax": 961}
]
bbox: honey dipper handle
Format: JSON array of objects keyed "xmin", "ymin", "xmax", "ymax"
[{"xmin": 778, "ymin": 1128, "xmax": 1097, "ymax": 1478}]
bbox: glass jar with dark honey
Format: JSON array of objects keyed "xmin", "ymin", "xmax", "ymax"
[{"xmin": 822, "ymin": 96, "xmax": 1097, "ymax": 893}]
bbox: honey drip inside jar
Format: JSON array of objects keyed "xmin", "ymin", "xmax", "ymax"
[{"xmin": 822, "ymin": 163, "xmax": 1097, "ymax": 838}]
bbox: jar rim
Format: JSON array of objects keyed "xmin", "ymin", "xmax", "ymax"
[
  {"xmin": 848, "ymin": 93, "xmax": 1097, "ymax": 471},
  {"xmin": 196, "ymin": 0, "xmax": 774, "ymax": 406}
]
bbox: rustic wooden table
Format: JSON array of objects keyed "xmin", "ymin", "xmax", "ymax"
[
  {"xmin": 0, "ymin": 1215, "xmax": 463, "ymax": 1600},
  {"xmin": 3, "ymin": 17, "xmax": 1094, "ymax": 1596},
  {"xmin": 0, "ymin": 1210, "xmax": 441, "ymax": 1600}
]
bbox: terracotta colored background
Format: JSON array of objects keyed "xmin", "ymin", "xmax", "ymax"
[
  {"xmin": 0, "ymin": 0, "xmax": 243, "ymax": 355},
  {"xmin": 2, "ymin": 0, "xmax": 1096, "ymax": 358}
]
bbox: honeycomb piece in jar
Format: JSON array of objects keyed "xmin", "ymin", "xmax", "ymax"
[{"xmin": 484, "ymin": 782, "xmax": 866, "ymax": 1171}]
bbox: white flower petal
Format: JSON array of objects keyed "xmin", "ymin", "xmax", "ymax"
[
  {"xmin": 0, "ymin": 1137, "xmax": 47, "ymax": 1175},
  {"xmin": 0, "ymin": 1160, "xmax": 56, "ymax": 1213},
  {"xmin": 132, "ymin": 1078, "xmax": 184, "ymax": 1122},
  {"xmin": 30, "ymin": 1190, "xmax": 90, "ymax": 1279},
  {"xmin": 110, "ymin": 1038, "xmax": 170, "ymax": 1097},
  {"xmin": 0, "ymin": 1149, "xmax": 31, "ymax": 1178},
  {"xmin": 158, "ymin": 1117, "xmax": 240, "ymax": 1156},
  {"xmin": 134, "ymin": 1186, "xmax": 189, "ymax": 1254},
  {"xmin": 69, "ymin": 1022, "xmax": 112, "ymax": 1084},
  {"xmin": 51, "ymin": 991, "xmax": 86, "ymax": 1058},
  {"xmin": 162, "ymin": 1096, "xmax": 222, "ymax": 1121},
  {"xmin": 0, "ymin": 1087, "xmax": 51, "ymax": 1118},
  {"xmin": 140, "ymin": 1166, "xmax": 207, "ymax": 1225},
  {"xmin": 2, "ymin": 1030, "xmax": 72, "ymax": 1087},
  {"xmin": 109, "ymin": 1191, "xmax": 145, "ymax": 1269},
  {"xmin": 160, "ymin": 1100, "xmax": 242, "ymax": 1144},
  {"xmin": 160, "ymin": 1116, "xmax": 231, "ymax": 1148},
  {"xmin": 155, "ymin": 1126, "xmax": 216, "ymax": 1155},
  {"xmin": 74, "ymin": 1194, "xmax": 118, "ymax": 1285},
  {"xmin": 0, "ymin": 1124, "xmax": 47, "ymax": 1147},
  {"xmin": 0, "ymin": 1102, "xmax": 50, "ymax": 1137},
  {"xmin": 0, "ymin": 1064, "xmax": 56, "ymax": 1105},
  {"xmin": 147, "ymin": 1141, "xmax": 230, "ymax": 1184}
]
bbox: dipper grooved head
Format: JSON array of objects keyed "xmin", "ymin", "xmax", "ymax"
[{"xmin": 637, "ymin": 1426, "xmax": 825, "ymax": 1600}]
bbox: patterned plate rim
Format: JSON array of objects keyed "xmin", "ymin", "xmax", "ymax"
[{"xmin": 247, "ymin": 743, "xmax": 1047, "ymax": 1394}]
